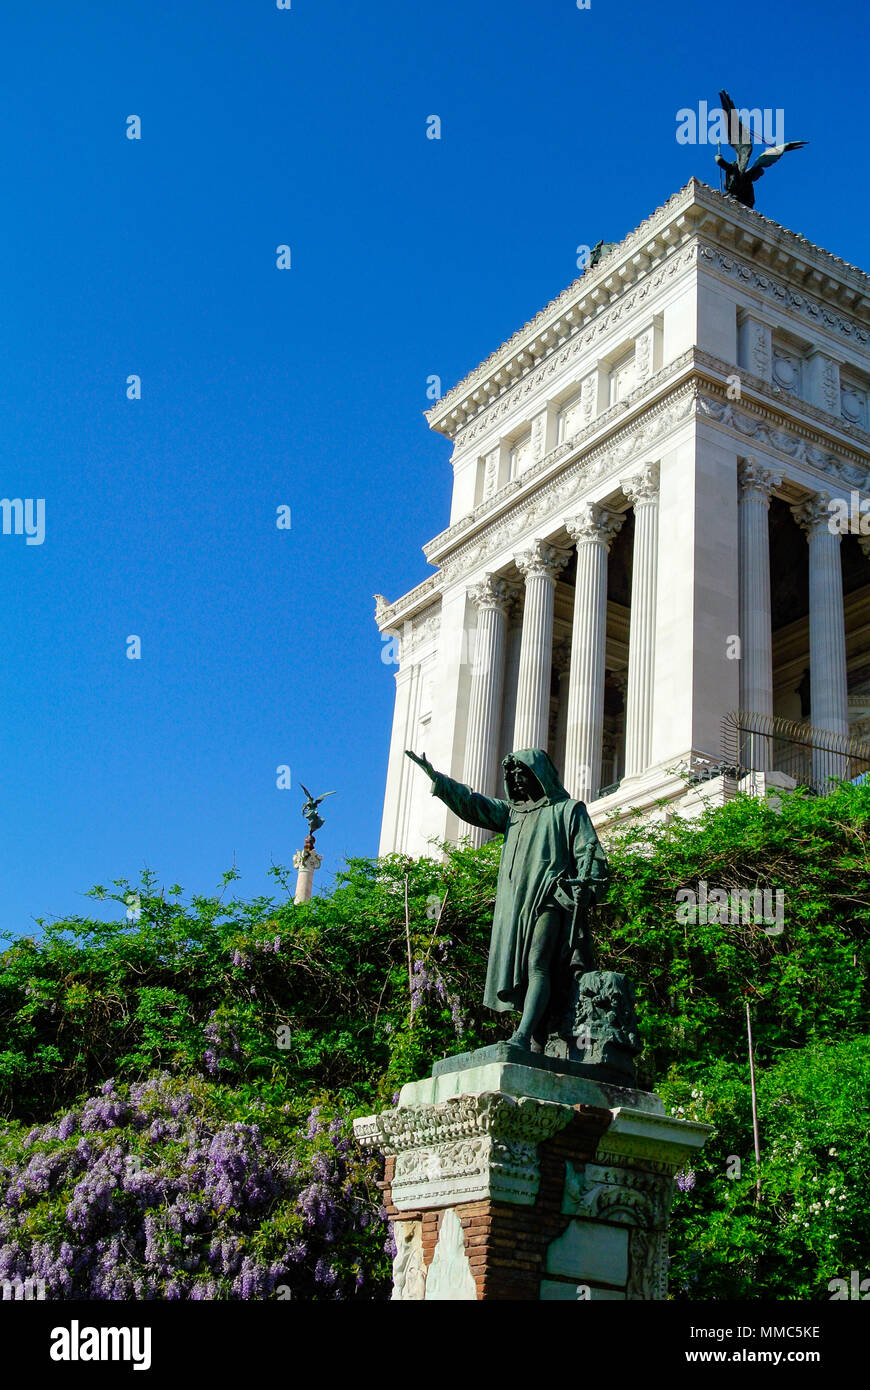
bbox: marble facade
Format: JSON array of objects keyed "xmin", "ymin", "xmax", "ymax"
[{"xmin": 376, "ymin": 180, "xmax": 870, "ymax": 853}]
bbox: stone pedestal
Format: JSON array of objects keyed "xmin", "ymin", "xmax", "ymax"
[
  {"xmin": 354, "ymin": 1054, "xmax": 711, "ymax": 1301},
  {"xmin": 293, "ymin": 837, "xmax": 322, "ymax": 904}
]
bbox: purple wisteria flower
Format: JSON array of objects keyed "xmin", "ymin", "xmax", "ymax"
[{"xmin": 0, "ymin": 1079, "xmax": 388, "ymax": 1301}]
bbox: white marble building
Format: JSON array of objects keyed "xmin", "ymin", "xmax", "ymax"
[{"xmin": 376, "ymin": 180, "xmax": 870, "ymax": 855}]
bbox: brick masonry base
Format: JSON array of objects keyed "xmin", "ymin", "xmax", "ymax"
[{"xmin": 381, "ymin": 1106, "xmax": 612, "ymax": 1300}]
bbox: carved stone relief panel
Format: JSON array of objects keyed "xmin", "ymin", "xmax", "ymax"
[
  {"xmin": 558, "ymin": 388, "xmax": 585, "ymax": 443},
  {"xmin": 391, "ymin": 1219, "xmax": 426, "ymax": 1301},
  {"xmin": 511, "ymin": 430, "xmax": 534, "ymax": 477},
  {"xmin": 772, "ymin": 345, "xmax": 801, "ymax": 396},
  {"xmin": 841, "ymin": 378, "xmax": 868, "ymax": 428},
  {"xmin": 481, "ymin": 447, "xmax": 501, "ymax": 502}
]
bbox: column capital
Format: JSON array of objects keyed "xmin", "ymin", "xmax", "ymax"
[
  {"xmin": 621, "ymin": 461, "xmax": 660, "ymax": 507},
  {"xmin": 791, "ymin": 492, "xmax": 838, "ymax": 539},
  {"xmin": 514, "ymin": 539, "xmax": 571, "ymax": 583},
  {"xmin": 564, "ymin": 502, "xmax": 625, "ymax": 550},
  {"xmin": 738, "ymin": 457, "xmax": 782, "ymax": 505},
  {"xmin": 467, "ymin": 574, "xmax": 516, "ymax": 615}
]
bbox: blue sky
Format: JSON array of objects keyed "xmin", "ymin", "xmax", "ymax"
[{"xmin": 0, "ymin": 0, "xmax": 864, "ymax": 934}]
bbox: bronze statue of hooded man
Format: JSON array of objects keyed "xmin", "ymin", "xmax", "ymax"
[{"xmin": 406, "ymin": 747, "xmax": 609, "ymax": 1055}]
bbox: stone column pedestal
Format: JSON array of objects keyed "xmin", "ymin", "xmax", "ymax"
[
  {"xmin": 293, "ymin": 836, "xmax": 322, "ymax": 904},
  {"xmin": 354, "ymin": 1052, "xmax": 711, "ymax": 1301}
]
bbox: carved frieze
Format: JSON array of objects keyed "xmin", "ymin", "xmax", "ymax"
[
  {"xmin": 697, "ymin": 394, "xmax": 870, "ymax": 490},
  {"xmin": 397, "ymin": 604, "xmax": 442, "ymax": 661}
]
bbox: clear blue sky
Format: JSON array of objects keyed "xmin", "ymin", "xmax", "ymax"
[{"xmin": 0, "ymin": 0, "xmax": 864, "ymax": 934}]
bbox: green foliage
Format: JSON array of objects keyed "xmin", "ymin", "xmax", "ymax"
[
  {"xmin": 0, "ymin": 782, "xmax": 867, "ymax": 1298},
  {"xmin": 659, "ymin": 1037, "xmax": 869, "ymax": 1299}
]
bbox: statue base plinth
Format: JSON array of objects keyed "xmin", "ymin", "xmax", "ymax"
[
  {"xmin": 431, "ymin": 1041, "xmax": 637, "ymax": 1090},
  {"xmin": 354, "ymin": 1055, "xmax": 711, "ymax": 1301}
]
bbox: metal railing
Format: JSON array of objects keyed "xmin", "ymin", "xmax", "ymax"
[{"xmin": 719, "ymin": 710, "xmax": 870, "ymax": 796}]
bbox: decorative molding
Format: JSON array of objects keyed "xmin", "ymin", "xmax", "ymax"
[
  {"xmin": 700, "ymin": 243, "xmax": 870, "ymax": 349},
  {"xmin": 436, "ymin": 387, "xmax": 697, "ymax": 583},
  {"xmin": 697, "ymin": 393, "xmax": 870, "ymax": 491},
  {"xmin": 354, "ymin": 1092, "xmax": 575, "ymax": 1210},
  {"xmin": 374, "ymin": 574, "xmax": 443, "ymax": 632},
  {"xmin": 635, "ymin": 327, "xmax": 654, "ymax": 384},
  {"xmin": 628, "ymin": 1228, "xmax": 668, "ymax": 1301},
  {"xmin": 429, "ymin": 346, "xmax": 870, "ymax": 580},
  {"xmin": 446, "ymin": 246, "xmax": 698, "ymax": 451},
  {"xmin": 426, "ymin": 180, "xmax": 870, "ymax": 441},
  {"xmin": 426, "ymin": 349, "xmax": 701, "ymax": 565},
  {"xmin": 397, "ymin": 605, "xmax": 442, "ymax": 661},
  {"xmin": 380, "ymin": 355, "xmax": 870, "ymax": 610}
]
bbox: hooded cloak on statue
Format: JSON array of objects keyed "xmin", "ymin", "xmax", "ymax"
[{"xmin": 429, "ymin": 748, "xmax": 609, "ymax": 1015}]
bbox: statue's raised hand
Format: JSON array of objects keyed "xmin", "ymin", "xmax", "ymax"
[{"xmin": 405, "ymin": 749, "xmax": 436, "ymax": 781}]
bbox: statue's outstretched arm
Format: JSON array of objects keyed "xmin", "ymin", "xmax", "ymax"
[{"xmin": 405, "ymin": 750, "xmax": 510, "ymax": 834}]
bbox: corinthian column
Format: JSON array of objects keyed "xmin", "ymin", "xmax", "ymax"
[
  {"xmin": 791, "ymin": 493, "xmax": 849, "ymax": 788},
  {"xmin": 621, "ymin": 462, "xmax": 660, "ymax": 779},
  {"xmin": 738, "ymin": 458, "xmax": 782, "ymax": 772},
  {"xmin": 512, "ymin": 541, "xmax": 570, "ymax": 750},
  {"xmin": 563, "ymin": 503, "xmax": 624, "ymax": 802},
  {"xmin": 463, "ymin": 575, "xmax": 513, "ymax": 845}
]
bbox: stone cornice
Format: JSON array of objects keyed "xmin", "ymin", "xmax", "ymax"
[
  {"xmin": 426, "ymin": 348, "xmax": 702, "ymax": 570},
  {"xmin": 698, "ymin": 243, "xmax": 870, "ymax": 354},
  {"xmin": 425, "ymin": 180, "xmax": 870, "ymax": 442},
  {"xmin": 376, "ymin": 344, "xmax": 870, "ymax": 624},
  {"xmin": 374, "ymin": 575, "xmax": 442, "ymax": 633},
  {"xmin": 426, "ymin": 191, "xmax": 705, "ymax": 441},
  {"xmin": 446, "ymin": 242, "xmax": 699, "ymax": 457},
  {"xmin": 422, "ymin": 347, "xmax": 870, "ymax": 581}
]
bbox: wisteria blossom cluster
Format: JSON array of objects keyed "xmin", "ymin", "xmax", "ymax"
[
  {"xmin": 410, "ymin": 939, "xmax": 464, "ymax": 1034},
  {"xmin": 0, "ymin": 1075, "xmax": 387, "ymax": 1300},
  {"xmin": 202, "ymin": 1011, "xmax": 242, "ymax": 1077}
]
